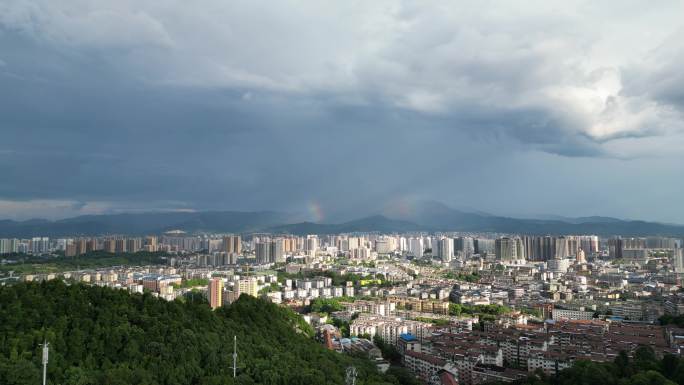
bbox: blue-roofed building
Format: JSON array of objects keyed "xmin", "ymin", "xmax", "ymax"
[{"xmin": 398, "ymin": 333, "xmax": 420, "ymax": 355}]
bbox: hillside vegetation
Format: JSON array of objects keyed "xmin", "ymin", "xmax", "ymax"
[{"xmin": 0, "ymin": 281, "xmax": 404, "ymax": 385}]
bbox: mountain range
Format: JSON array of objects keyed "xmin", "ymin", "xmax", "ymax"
[{"xmin": 0, "ymin": 201, "xmax": 683, "ymax": 237}]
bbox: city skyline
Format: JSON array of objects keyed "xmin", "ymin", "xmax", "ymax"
[
  {"xmin": 5, "ymin": 2, "xmax": 684, "ymax": 385},
  {"xmin": 2, "ymin": 2, "xmax": 684, "ymax": 221}
]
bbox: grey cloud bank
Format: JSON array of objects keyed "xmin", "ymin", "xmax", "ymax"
[{"xmin": 1, "ymin": 0, "xmax": 683, "ymax": 222}]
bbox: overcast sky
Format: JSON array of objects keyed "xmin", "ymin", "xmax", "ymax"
[{"xmin": 1, "ymin": 1, "xmax": 684, "ymax": 222}]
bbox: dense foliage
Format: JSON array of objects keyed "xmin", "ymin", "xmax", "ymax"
[
  {"xmin": 372, "ymin": 336, "xmax": 401, "ymax": 363},
  {"xmin": 277, "ymin": 270, "xmax": 401, "ymax": 288},
  {"xmin": 448, "ymin": 303, "xmax": 511, "ymax": 317},
  {"xmin": 485, "ymin": 347, "xmax": 684, "ymax": 385},
  {"xmin": 660, "ymin": 314, "xmax": 684, "ymax": 328},
  {"xmin": 171, "ymin": 278, "xmax": 209, "ymax": 288},
  {"xmin": 444, "ymin": 271, "xmax": 480, "ymax": 282},
  {"xmin": 413, "ymin": 317, "xmax": 450, "ymax": 326},
  {"xmin": 0, "ymin": 251, "xmax": 169, "ymax": 274},
  {"xmin": 278, "ymin": 270, "xmax": 363, "ymax": 286},
  {"xmin": 310, "ymin": 297, "xmax": 356, "ymax": 314},
  {"xmin": 0, "ymin": 281, "xmax": 405, "ymax": 385},
  {"xmin": 372, "ymin": 336, "xmax": 419, "ymax": 385}
]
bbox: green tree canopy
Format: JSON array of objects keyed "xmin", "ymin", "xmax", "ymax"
[{"xmin": 0, "ymin": 281, "xmax": 403, "ymax": 385}]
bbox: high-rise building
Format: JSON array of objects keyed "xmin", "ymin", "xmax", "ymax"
[
  {"xmin": 579, "ymin": 235, "xmax": 599, "ymax": 254},
  {"xmin": 255, "ymin": 241, "xmax": 271, "ymax": 264},
  {"xmin": 424, "ymin": 236, "xmax": 433, "ymax": 252},
  {"xmin": 516, "ymin": 238, "xmax": 526, "ymax": 260},
  {"xmin": 475, "ymin": 238, "xmax": 495, "ymax": 255},
  {"xmin": 347, "ymin": 237, "xmax": 360, "ymax": 250},
  {"xmin": 521, "ymin": 236, "xmax": 537, "ymax": 261},
  {"xmin": 399, "ymin": 237, "xmax": 407, "ymax": 252},
  {"xmin": 0, "ymin": 239, "xmax": 6, "ymax": 255},
  {"xmin": 374, "ymin": 238, "xmax": 392, "ymax": 254},
  {"xmin": 103, "ymin": 239, "xmax": 116, "ymax": 253},
  {"xmin": 115, "ymin": 239, "xmax": 126, "ymax": 253},
  {"xmin": 65, "ymin": 243, "xmax": 78, "ymax": 257},
  {"xmin": 646, "ymin": 237, "xmax": 679, "ymax": 249},
  {"xmin": 283, "ymin": 238, "xmax": 296, "ymax": 253},
  {"xmin": 0, "ymin": 239, "xmax": 15, "ymax": 254},
  {"xmin": 327, "ymin": 235, "xmax": 337, "ymax": 249},
  {"xmin": 270, "ymin": 239, "xmax": 285, "ymax": 263},
  {"xmin": 437, "ymin": 238, "xmax": 453, "ymax": 262},
  {"xmin": 208, "ymin": 278, "xmax": 224, "ymax": 310},
  {"xmin": 541, "ymin": 236, "xmax": 556, "ymax": 261},
  {"xmin": 408, "ymin": 238, "xmax": 424, "ymax": 258},
  {"xmin": 674, "ymin": 249, "xmax": 684, "ymax": 274},
  {"xmin": 454, "ymin": 237, "xmax": 475, "ymax": 258},
  {"xmin": 306, "ymin": 236, "xmax": 319, "ymax": 252},
  {"xmin": 622, "ymin": 237, "xmax": 646, "ymax": 249},
  {"xmin": 495, "ymin": 237, "xmax": 518, "ymax": 261},
  {"xmin": 126, "ymin": 238, "xmax": 142, "ymax": 253},
  {"xmin": 227, "ymin": 251, "xmax": 238, "ymax": 265},
  {"xmin": 74, "ymin": 239, "xmax": 87, "ymax": 256},
  {"xmin": 223, "ymin": 235, "xmax": 241, "ymax": 255},
  {"xmin": 237, "ymin": 277, "xmax": 258, "ymax": 297},
  {"xmin": 86, "ymin": 238, "xmax": 98, "ymax": 253},
  {"xmin": 608, "ymin": 237, "xmax": 623, "ymax": 259},
  {"xmin": 144, "ymin": 236, "xmax": 158, "ymax": 252},
  {"xmin": 31, "ymin": 237, "xmax": 49, "ymax": 254},
  {"xmin": 566, "ymin": 236, "xmax": 579, "ymax": 256},
  {"xmin": 555, "ymin": 236, "xmax": 569, "ymax": 258}
]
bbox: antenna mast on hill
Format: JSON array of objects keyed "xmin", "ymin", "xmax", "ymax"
[
  {"xmin": 230, "ymin": 335, "xmax": 238, "ymax": 378},
  {"xmin": 40, "ymin": 340, "xmax": 49, "ymax": 385},
  {"xmin": 345, "ymin": 366, "xmax": 357, "ymax": 385}
]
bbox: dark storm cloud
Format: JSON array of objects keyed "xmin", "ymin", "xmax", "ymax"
[
  {"xmin": 1, "ymin": 1, "xmax": 684, "ymax": 222},
  {"xmin": 621, "ymin": 27, "xmax": 684, "ymax": 117}
]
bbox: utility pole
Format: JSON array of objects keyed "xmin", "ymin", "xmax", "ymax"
[{"xmin": 40, "ymin": 340, "xmax": 49, "ymax": 385}]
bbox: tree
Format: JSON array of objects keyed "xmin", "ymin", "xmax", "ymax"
[
  {"xmin": 627, "ymin": 370, "xmax": 676, "ymax": 385},
  {"xmin": 615, "ymin": 350, "xmax": 632, "ymax": 378},
  {"xmin": 384, "ymin": 367, "xmax": 420, "ymax": 385},
  {"xmin": 634, "ymin": 346, "xmax": 659, "ymax": 372},
  {"xmin": 660, "ymin": 353, "xmax": 680, "ymax": 379},
  {"xmin": 310, "ymin": 298, "xmax": 344, "ymax": 314},
  {"xmin": 373, "ymin": 335, "xmax": 401, "ymax": 363}
]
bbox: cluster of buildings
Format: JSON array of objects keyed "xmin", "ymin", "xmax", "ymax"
[
  {"xmin": 4, "ymin": 229, "xmax": 684, "ymax": 384},
  {"xmin": 0, "ymin": 235, "xmax": 159, "ymax": 256},
  {"xmin": 206, "ymin": 276, "xmax": 260, "ymax": 309},
  {"xmin": 0, "ymin": 233, "xmax": 242, "ymax": 256},
  {"xmin": 386, "ymin": 319, "xmax": 680, "ymax": 385}
]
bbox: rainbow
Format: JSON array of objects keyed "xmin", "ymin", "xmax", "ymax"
[{"xmin": 308, "ymin": 201, "xmax": 324, "ymax": 223}]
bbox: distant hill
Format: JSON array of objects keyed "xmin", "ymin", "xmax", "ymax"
[
  {"xmin": 0, "ymin": 211, "xmax": 294, "ymax": 237},
  {"xmin": 379, "ymin": 200, "xmax": 684, "ymax": 237},
  {"xmin": 529, "ymin": 214, "xmax": 624, "ymax": 224},
  {"xmin": 268, "ymin": 215, "xmax": 423, "ymax": 235},
  {"xmin": 373, "ymin": 211, "xmax": 684, "ymax": 237},
  {"xmin": 1, "ymin": 202, "xmax": 683, "ymax": 237}
]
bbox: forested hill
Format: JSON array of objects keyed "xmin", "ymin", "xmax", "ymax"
[{"xmin": 0, "ymin": 281, "xmax": 401, "ymax": 385}]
